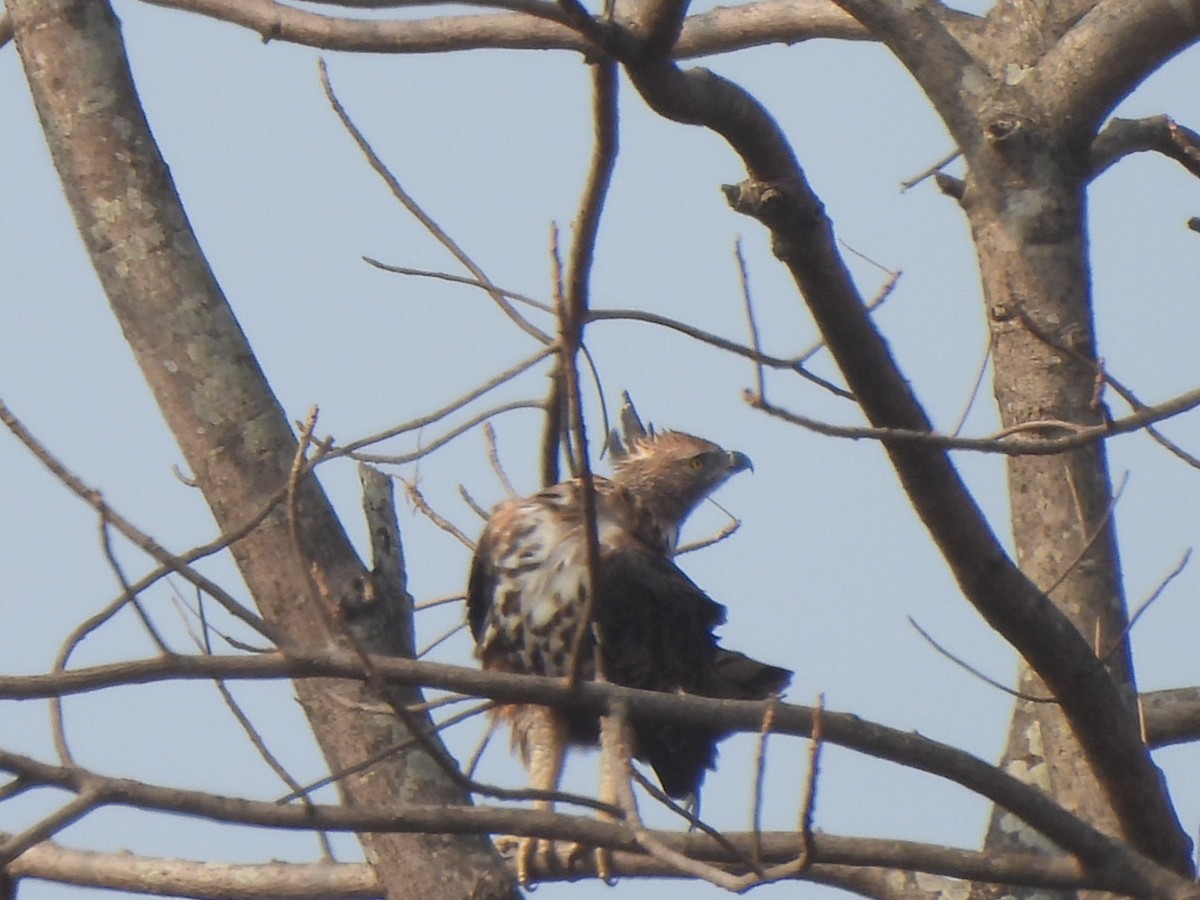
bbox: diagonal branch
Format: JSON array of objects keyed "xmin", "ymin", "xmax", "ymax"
[
  {"xmin": 826, "ymin": 0, "xmax": 982, "ymax": 152},
  {"xmin": 1036, "ymin": 0, "xmax": 1200, "ymax": 141},
  {"xmin": 617, "ymin": 47, "xmax": 1193, "ymax": 874},
  {"xmin": 139, "ymin": 0, "xmax": 870, "ymax": 57},
  {"xmin": 3, "ymin": 2, "xmax": 515, "ymax": 896}
]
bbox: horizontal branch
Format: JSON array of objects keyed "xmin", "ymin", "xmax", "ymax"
[
  {"xmin": 747, "ymin": 380, "xmax": 1200, "ymax": 455},
  {"xmin": 1142, "ymin": 687, "xmax": 1200, "ymax": 748},
  {"xmin": 138, "ymin": 0, "xmax": 867, "ymax": 56},
  {"xmin": 6, "ymin": 829, "xmax": 1114, "ymax": 899},
  {"xmin": 7, "ymin": 838, "xmax": 379, "ymax": 899},
  {"xmin": 1, "ymin": 649, "xmax": 1197, "ymax": 898}
]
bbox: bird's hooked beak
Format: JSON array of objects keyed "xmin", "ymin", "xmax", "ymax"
[{"xmin": 727, "ymin": 450, "xmax": 754, "ymax": 474}]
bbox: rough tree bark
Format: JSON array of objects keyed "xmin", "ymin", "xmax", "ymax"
[{"xmin": 4, "ymin": 0, "xmax": 515, "ymax": 897}]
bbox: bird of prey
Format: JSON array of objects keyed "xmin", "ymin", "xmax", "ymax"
[{"xmin": 467, "ymin": 428, "xmax": 791, "ymax": 882}]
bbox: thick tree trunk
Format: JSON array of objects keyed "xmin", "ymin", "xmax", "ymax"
[
  {"xmin": 963, "ymin": 120, "xmax": 1148, "ymax": 896},
  {"xmin": 5, "ymin": 1, "xmax": 515, "ymax": 896}
]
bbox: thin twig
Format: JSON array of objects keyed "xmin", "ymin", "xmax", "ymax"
[
  {"xmin": 319, "ymin": 60, "xmax": 551, "ymax": 346},
  {"xmin": 0, "ymin": 789, "xmax": 100, "ymax": 866},
  {"xmin": 414, "ymin": 593, "xmax": 467, "ymax": 611},
  {"xmin": 96, "ymin": 512, "xmax": 172, "ymax": 655},
  {"xmin": 457, "ymin": 484, "xmax": 492, "ymax": 520},
  {"xmin": 900, "ymin": 148, "xmax": 961, "ymax": 191},
  {"xmin": 588, "ymin": 307, "xmax": 852, "ymax": 399},
  {"xmin": 629, "ymin": 770, "xmax": 757, "ymax": 870},
  {"xmin": 336, "ymin": 346, "xmax": 555, "ymax": 456},
  {"xmin": 747, "ymin": 388, "xmax": 1200, "ymax": 455},
  {"xmin": 734, "ymin": 237, "xmax": 766, "ymax": 401},
  {"xmin": 751, "ymin": 699, "xmax": 778, "ymax": 867},
  {"xmin": 348, "ymin": 400, "xmax": 546, "ymax": 465},
  {"xmin": 1099, "ymin": 549, "xmax": 1191, "ymax": 664},
  {"xmin": 951, "ymin": 334, "xmax": 993, "ymax": 437},
  {"xmin": 799, "ymin": 694, "xmax": 823, "ymax": 838},
  {"xmin": 0, "ymin": 396, "xmax": 275, "ymax": 641},
  {"xmin": 363, "ymin": 258, "xmax": 553, "ymax": 313},
  {"xmin": 417, "ymin": 621, "xmax": 469, "ymax": 659},
  {"xmin": 603, "ymin": 700, "xmax": 748, "ymax": 891},
  {"xmin": 483, "ymin": 422, "xmax": 518, "ymax": 498},
  {"xmin": 465, "ymin": 715, "xmax": 500, "ymax": 780},
  {"xmin": 540, "ymin": 361, "xmax": 566, "ymax": 487},
  {"xmin": 908, "ymin": 616, "xmax": 1054, "ymax": 703},
  {"xmin": 277, "ymin": 700, "xmax": 512, "ymax": 805},
  {"xmin": 182, "ymin": 590, "xmax": 336, "ymax": 860},
  {"xmin": 760, "ymin": 693, "xmax": 825, "ymax": 882},
  {"xmin": 1039, "ymin": 471, "xmax": 1128, "ymax": 599},
  {"xmin": 1013, "ymin": 301, "xmax": 1200, "ymax": 469},
  {"xmin": 401, "ymin": 478, "xmax": 475, "ymax": 549},
  {"xmin": 675, "ymin": 519, "xmax": 741, "ymax": 555}
]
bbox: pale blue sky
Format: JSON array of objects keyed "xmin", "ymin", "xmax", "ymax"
[{"xmin": 2, "ymin": 3, "xmax": 1199, "ymax": 898}]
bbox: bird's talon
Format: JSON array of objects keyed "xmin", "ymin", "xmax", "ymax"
[
  {"xmin": 495, "ymin": 834, "xmax": 550, "ymax": 886},
  {"xmin": 595, "ymin": 846, "xmax": 617, "ymax": 885}
]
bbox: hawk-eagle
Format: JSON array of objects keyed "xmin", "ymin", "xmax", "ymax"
[{"xmin": 467, "ymin": 429, "xmax": 791, "ymax": 877}]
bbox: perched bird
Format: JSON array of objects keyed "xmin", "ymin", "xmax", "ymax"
[{"xmin": 467, "ymin": 429, "xmax": 791, "ymax": 879}]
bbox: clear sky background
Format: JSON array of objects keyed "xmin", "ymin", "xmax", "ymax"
[{"xmin": 2, "ymin": 2, "xmax": 1199, "ymax": 898}]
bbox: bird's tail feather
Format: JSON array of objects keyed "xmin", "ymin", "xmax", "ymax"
[{"xmin": 711, "ymin": 648, "xmax": 792, "ymax": 699}]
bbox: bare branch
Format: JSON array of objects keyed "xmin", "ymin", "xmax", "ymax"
[
  {"xmin": 1100, "ymin": 550, "xmax": 1191, "ymax": 665},
  {"xmin": 0, "ymin": 789, "xmax": 100, "ymax": 866},
  {"xmin": 319, "ymin": 59, "xmax": 551, "ymax": 345},
  {"xmin": 734, "ymin": 238, "xmax": 767, "ymax": 401},
  {"xmin": 1091, "ymin": 115, "xmax": 1200, "ymax": 180},
  {"xmin": 335, "ymin": 345, "xmax": 554, "ymax": 456},
  {"xmin": 825, "ymin": 0, "xmax": 981, "ymax": 152},
  {"xmin": 347, "ymin": 399, "xmax": 546, "ymax": 464},
  {"xmin": 588, "ymin": 307, "xmax": 852, "ymax": 398},
  {"xmin": 1037, "ymin": 0, "xmax": 1200, "ymax": 141},
  {"xmin": 9, "ymin": 829, "xmax": 1151, "ymax": 898},
  {"xmin": 675, "ymin": 518, "xmax": 741, "ymax": 555},
  {"xmin": 617, "ymin": 41, "xmax": 1192, "ymax": 870},
  {"xmin": 482, "ymin": 422, "xmax": 519, "ymax": 499},
  {"xmin": 562, "ymin": 59, "xmax": 620, "ymax": 687},
  {"xmin": 139, "ymin": 0, "xmax": 869, "ymax": 57},
  {"xmin": 908, "ymin": 616, "xmax": 1053, "ymax": 704},
  {"xmin": 2, "ymin": 731, "xmax": 1193, "ymax": 897},
  {"xmin": 746, "ymin": 386, "xmax": 1200, "ymax": 456},
  {"xmin": 400, "ymin": 477, "xmax": 476, "ymax": 549},
  {"xmin": 1141, "ymin": 687, "xmax": 1200, "ymax": 748},
  {"xmin": 6, "ymin": 840, "xmax": 380, "ymax": 900},
  {"xmin": 0, "ymin": 396, "xmax": 276, "ymax": 642},
  {"xmin": 0, "ymin": 647, "xmax": 1191, "ymax": 892},
  {"xmin": 900, "ymin": 148, "xmax": 960, "ymax": 191},
  {"xmin": 363, "ymin": 258, "xmax": 553, "ymax": 313}
]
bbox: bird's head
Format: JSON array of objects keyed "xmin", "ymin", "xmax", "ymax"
[{"xmin": 611, "ymin": 430, "xmax": 752, "ymax": 530}]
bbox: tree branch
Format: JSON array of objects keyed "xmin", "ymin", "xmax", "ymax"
[
  {"xmin": 10, "ymin": 828, "xmax": 1156, "ymax": 899},
  {"xmin": 616, "ymin": 40, "xmax": 1193, "ymax": 875},
  {"xmin": 1090, "ymin": 114, "xmax": 1200, "ymax": 180},
  {"xmin": 138, "ymin": 0, "xmax": 868, "ymax": 56},
  {"xmin": 4, "ymin": 2, "xmax": 514, "ymax": 896},
  {"xmin": 1036, "ymin": 0, "xmax": 1200, "ymax": 141},
  {"xmin": 826, "ymin": 0, "xmax": 982, "ymax": 152},
  {"xmin": 1, "ymin": 647, "xmax": 1197, "ymax": 896}
]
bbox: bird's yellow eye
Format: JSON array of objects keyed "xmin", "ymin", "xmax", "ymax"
[{"xmin": 689, "ymin": 455, "xmax": 705, "ymax": 470}]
